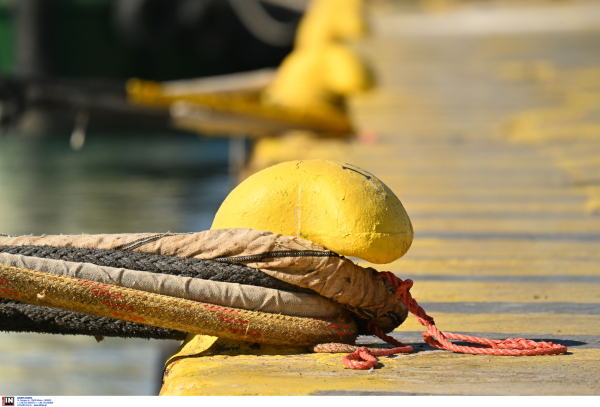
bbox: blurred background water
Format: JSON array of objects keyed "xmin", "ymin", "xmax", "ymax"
[
  {"xmin": 0, "ymin": 130, "xmax": 232, "ymax": 395},
  {"xmin": 0, "ymin": 131, "xmax": 231, "ymax": 236}
]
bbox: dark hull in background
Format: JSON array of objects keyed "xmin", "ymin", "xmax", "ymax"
[
  {"xmin": 0, "ymin": 0, "xmax": 302, "ymax": 134},
  {"xmin": 0, "ymin": 0, "xmax": 300, "ymax": 80}
]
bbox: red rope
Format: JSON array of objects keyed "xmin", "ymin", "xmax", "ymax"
[{"xmin": 343, "ymin": 272, "xmax": 568, "ymax": 370}]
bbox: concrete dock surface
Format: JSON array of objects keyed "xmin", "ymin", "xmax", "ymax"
[{"xmin": 160, "ymin": 1, "xmax": 600, "ymax": 395}]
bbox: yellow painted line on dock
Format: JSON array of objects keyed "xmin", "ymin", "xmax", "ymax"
[
  {"xmin": 160, "ymin": 348, "xmax": 600, "ymax": 396},
  {"xmin": 411, "ymin": 218, "xmax": 600, "ymax": 235},
  {"xmin": 379, "ymin": 184, "xmax": 575, "ymax": 197},
  {"xmin": 408, "ymin": 282, "xmax": 600, "ymax": 303},
  {"xmin": 401, "ymin": 202, "xmax": 586, "ymax": 215},
  {"xmin": 372, "ymin": 259, "xmax": 600, "ymax": 276},
  {"xmin": 405, "ymin": 238, "xmax": 600, "ymax": 260},
  {"xmin": 371, "ymin": 185, "xmax": 585, "ymax": 196},
  {"xmin": 397, "ymin": 313, "xmax": 599, "ymax": 336},
  {"xmin": 379, "ymin": 176, "xmax": 567, "ymax": 189},
  {"xmin": 356, "ymin": 156, "xmax": 567, "ymax": 169}
]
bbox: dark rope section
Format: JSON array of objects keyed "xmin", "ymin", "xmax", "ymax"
[
  {"xmin": 213, "ymin": 250, "xmax": 341, "ymax": 264},
  {"xmin": 0, "ymin": 298, "xmax": 186, "ymax": 340},
  {"xmin": 0, "ymin": 245, "xmax": 310, "ymax": 293}
]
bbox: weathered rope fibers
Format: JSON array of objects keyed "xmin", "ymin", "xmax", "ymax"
[
  {"xmin": 0, "ymin": 245, "xmax": 364, "ymax": 339},
  {"xmin": 0, "ymin": 245, "xmax": 311, "ymax": 339},
  {"xmin": 0, "ymin": 298, "xmax": 186, "ymax": 340},
  {"xmin": 0, "ymin": 245, "xmax": 308, "ymax": 293},
  {"xmin": 0, "ymin": 263, "xmax": 358, "ymax": 346}
]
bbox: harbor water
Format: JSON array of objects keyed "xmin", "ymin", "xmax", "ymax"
[{"xmin": 0, "ymin": 130, "xmax": 232, "ymax": 395}]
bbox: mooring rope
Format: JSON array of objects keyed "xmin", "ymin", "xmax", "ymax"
[
  {"xmin": 0, "ymin": 245, "xmax": 308, "ymax": 293},
  {"xmin": 0, "ymin": 245, "xmax": 399, "ymax": 339},
  {"xmin": 1, "ymin": 244, "xmax": 566, "ymax": 368},
  {"xmin": 332, "ymin": 272, "xmax": 568, "ymax": 370},
  {"xmin": 0, "ymin": 245, "xmax": 324, "ymax": 339},
  {"xmin": 0, "ymin": 298, "xmax": 186, "ymax": 340}
]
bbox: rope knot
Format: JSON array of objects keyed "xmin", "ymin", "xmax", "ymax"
[{"xmin": 342, "ymin": 346, "xmax": 379, "ymax": 370}]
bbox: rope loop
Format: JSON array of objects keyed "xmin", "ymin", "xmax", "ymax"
[{"xmin": 341, "ymin": 272, "xmax": 568, "ymax": 369}]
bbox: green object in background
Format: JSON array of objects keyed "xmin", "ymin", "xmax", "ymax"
[
  {"xmin": 0, "ymin": 4, "xmax": 15, "ymax": 75},
  {"xmin": 0, "ymin": 0, "xmax": 293, "ymax": 80}
]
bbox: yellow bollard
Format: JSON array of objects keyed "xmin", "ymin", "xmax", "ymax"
[
  {"xmin": 294, "ymin": 0, "xmax": 367, "ymax": 47},
  {"xmin": 212, "ymin": 160, "xmax": 413, "ymax": 264},
  {"xmin": 262, "ymin": 0, "xmax": 372, "ymax": 115}
]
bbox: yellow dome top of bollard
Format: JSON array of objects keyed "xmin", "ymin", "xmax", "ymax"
[{"xmin": 211, "ymin": 160, "xmax": 413, "ymax": 264}]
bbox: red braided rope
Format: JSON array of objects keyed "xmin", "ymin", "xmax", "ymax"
[{"xmin": 343, "ymin": 272, "xmax": 568, "ymax": 370}]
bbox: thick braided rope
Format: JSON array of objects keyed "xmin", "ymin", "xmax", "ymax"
[
  {"xmin": 0, "ymin": 245, "xmax": 308, "ymax": 293},
  {"xmin": 340, "ymin": 272, "xmax": 568, "ymax": 369},
  {"xmin": 0, "ymin": 264, "xmax": 357, "ymax": 347},
  {"xmin": 0, "ymin": 245, "xmax": 325, "ymax": 339},
  {"xmin": 0, "ymin": 245, "xmax": 395, "ymax": 334},
  {"xmin": 0, "ymin": 298, "xmax": 186, "ymax": 340}
]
